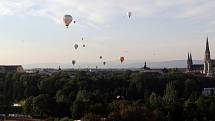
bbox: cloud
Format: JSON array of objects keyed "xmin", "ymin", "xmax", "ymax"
[
  {"xmin": 0, "ymin": 0, "xmax": 215, "ymax": 25},
  {"xmin": 175, "ymin": 0, "xmax": 215, "ymax": 18}
]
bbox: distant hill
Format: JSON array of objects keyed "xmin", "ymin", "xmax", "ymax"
[
  {"xmin": 23, "ymin": 60, "xmax": 203, "ymax": 69},
  {"xmin": 148, "ymin": 60, "xmax": 203, "ymax": 68}
]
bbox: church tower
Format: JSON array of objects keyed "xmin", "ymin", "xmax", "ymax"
[
  {"xmin": 144, "ymin": 61, "xmax": 147, "ymax": 69},
  {"xmin": 187, "ymin": 52, "xmax": 193, "ymax": 71},
  {"xmin": 203, "ymin": 37, "xmax": 213, "ymax": 76}
]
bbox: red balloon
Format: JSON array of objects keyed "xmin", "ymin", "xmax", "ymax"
[{"xmin": 120, "ymin": 57, "xmax": 125, "ymax": 63}]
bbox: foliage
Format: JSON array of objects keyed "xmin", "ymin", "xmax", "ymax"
[{"xmin": 0, "ymin": 71, "xmax": 215, "ymax": 121}]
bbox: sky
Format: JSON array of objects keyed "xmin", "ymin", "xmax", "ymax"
[{"xmin": 0, "ymin": 0, "xmax": 215, "ymax": 66}]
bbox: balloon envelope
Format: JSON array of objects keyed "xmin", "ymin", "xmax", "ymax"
[
  {"xmin": 72, "ymin": 60, "xmax": 76, "ymax": 65},
  {"xmin": 63, "ymin": 15, "xmax": 73, "ymax": 28},
  {"xmin": 74, "ymin": 44, "xmax": 78, "ymax": 50},
  {"xmin": 120, "ymin": 57, "xmax": 125, "ymax": 63},
  {"xmin": 127, "ymin": 12, "xmax": 132, "ymax": 18},
  {"xmin": 103, "ymin": 62, "xmax": 106, "ymax": 65},
  {"xmin": 99, "ymin": 56, "xmax": 103, "ymax": 59}
]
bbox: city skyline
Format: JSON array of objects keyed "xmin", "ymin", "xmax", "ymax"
[{"xmin": 0, "ymin": 0, "xmax": 215, "ymax": 65}]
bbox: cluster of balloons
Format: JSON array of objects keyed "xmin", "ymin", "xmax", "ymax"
[
  {"xmin": 63, "ymin": 11, "xmax": 131, "ymax": 68},
  {"xmin": 73, "ymin": 38, "xmax": 86, "ymax": 51},
  {"xmin": 63, "ymin": 11, "xmax": 132, "ymax": 28}
]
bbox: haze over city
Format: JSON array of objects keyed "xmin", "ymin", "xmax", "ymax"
[{"xmin": 0, "ymin": 0, "xmax": 215, "ymax": 66}]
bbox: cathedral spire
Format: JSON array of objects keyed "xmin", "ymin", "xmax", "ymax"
[
  {"xmin": 189, "ymin": 52, "xmax": 193, "ymax": 65},
  {"xmin": 205, "ymin": 37, "xmax": 211, "ymax": 61},
  {"xmin": 204, "ymin": 36, "xmax": 212, "ymax": 75},
  {"xmin": 187, "ymin": 52, "xmax": 190, "ymax": 64},
  {"xmin": 187, "ymin": 52, "xmax": 190, "ymax": 70},
  {"xmin": 206, "ymin": 36, "xmax": 210, "ymax": 53}
]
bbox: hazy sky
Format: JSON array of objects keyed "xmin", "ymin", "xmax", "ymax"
[{"xmin": 0, "ymin": 0, "xmax": 215, "ymax": 65}]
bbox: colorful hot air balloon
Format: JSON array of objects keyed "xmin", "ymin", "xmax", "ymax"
[
  {"xmin": 63, "ymin": 15, "xmax": 73, "ymax": 28},
  {"xmin": 120, "ymin": 56, "xmax": 125, "ymax": 63},
  {"xmin": 74, "ymin": 44, "xmax": 78, "ymax": 50},
  {"xmin": 127, "ymin": 11, "xmax": 132, "ymax": 18},
  {"xmin": 72, "ymin": 60, "xmax": 76, "ymax": 65}
]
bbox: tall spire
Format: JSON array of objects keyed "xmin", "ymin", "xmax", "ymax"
[
  {"xmin": 144, "ymin": 61, "xmax": 147, "ymax": 69},
  {"xmin": 189, "ymin": 52, "xmax": 193, "ymax": 65},
  {"xmin": 187, "ymin": 52, "xmax": 190, "ymax": 64},
  {"xmin": 204, "ymin": 36, "xmax": 212, "ymax": 75},
  {"xmin": 187, "ymin": 52, "xmax": 190, "ymax": 70},
  {"xmin": 205, "ymin": 36, "xmax": 211, "ymax": 61},
  {"xmin": 206, "ymin": 36, "xmax": 210, "ymax": 53}
]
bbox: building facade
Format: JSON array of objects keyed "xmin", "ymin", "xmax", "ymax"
[
  {"xmin": 0, "ymin": 65, "xmax": 25, "ymax": 73},
  {"xmin": 187, "ymin": 37, "xmax": 215, "ymax": 76}
]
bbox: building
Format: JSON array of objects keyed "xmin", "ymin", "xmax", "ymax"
[
  {"xmin": 0, "ymin": 65, "xmax": 25, "ymax": 73},
  {"xmin": 141, "ymin": 61, "xmax": 165, "ymax": 75},
  {"xmin": 187, "ymin": 52, "xmax": 203, "ymax": 73},
  {"xmin": 202, "ymin": 88, "xmax": 215, "ymax": 96},
  {"xmin": 187, "ymin": 37, "xmax": 215, "ymax": 76}
]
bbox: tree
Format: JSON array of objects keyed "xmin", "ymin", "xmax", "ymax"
[
  {"xmin": 163, "ymin": 82, "xmax": 176, "ymax": 108},
  {"xmin": 33, "ymin": 94, "xmax": 51, "ymax": 118},
  {"xmin": 71, "ymin": 90, "xmax": 90, "ymax": 119},
  {"xmin": 108, "ymin": 101, "xmax": 147, "ymax": 121},
  {"xmin": 81, "ymin": 113, "xmax": 102, "ymax": 121},
  {"xmin": 56, "ymin": 90, "xmax": 70, "ymax": 103},
  {"xmin": 71, "ymin": 100, "xmax": 88, "ymax": 119},
  {"xmin": 149, "ymin": 92, "xmax": 159, "ymax": 109},
  {"xmin": 208, "ymin": 102, "xmax": 215, "ymax": 120},
  {"xmin": 184, "ymin": 79, "xmax": 199, "ymax": 98},
  {"xmin": 23, "ymin": 96, "xmax": 34, "ymax": 115},
  {"xmin": 196, "ymin": 96, "xmax": 206, "ymax": 112},
  {"xmin": 184, "ymin": 99, "xmax": 197, "ymax": 121},
  {"xmin": 196, "ymin": 95, "xmax": 206, "ymax": 120}
]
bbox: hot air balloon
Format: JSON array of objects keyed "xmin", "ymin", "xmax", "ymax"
[
  {"xmin": 120, "ymin": 57, "xmax": 125, "ymax": 63},
  {"xmin": 72, "ymin": 60, "xmax": 76, "ymax": 65},
  {"xmin": 127, "ymin": 11, "xmax": 132, "ymax": 18},
  {"xmin": 103, "ymin": 62, "xmax": 106, "ymax": 65},
  {"xmin": 83, "ymin": 44, "xmax": 86, "ymax": 47},
  {"xmin": 63, "ymin": 15, "xmax": 73, "ymax": 28},
  {"xmin": 74, "ymin": 44, "xmax": 78, "ymax": 50},
  {"xmin": 99, "ymin": 56, "xmax": 103, "ymax": 59},
  {"xmin": 73, "ymin": 21, "xmax": 76, "ymax": 24}
]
